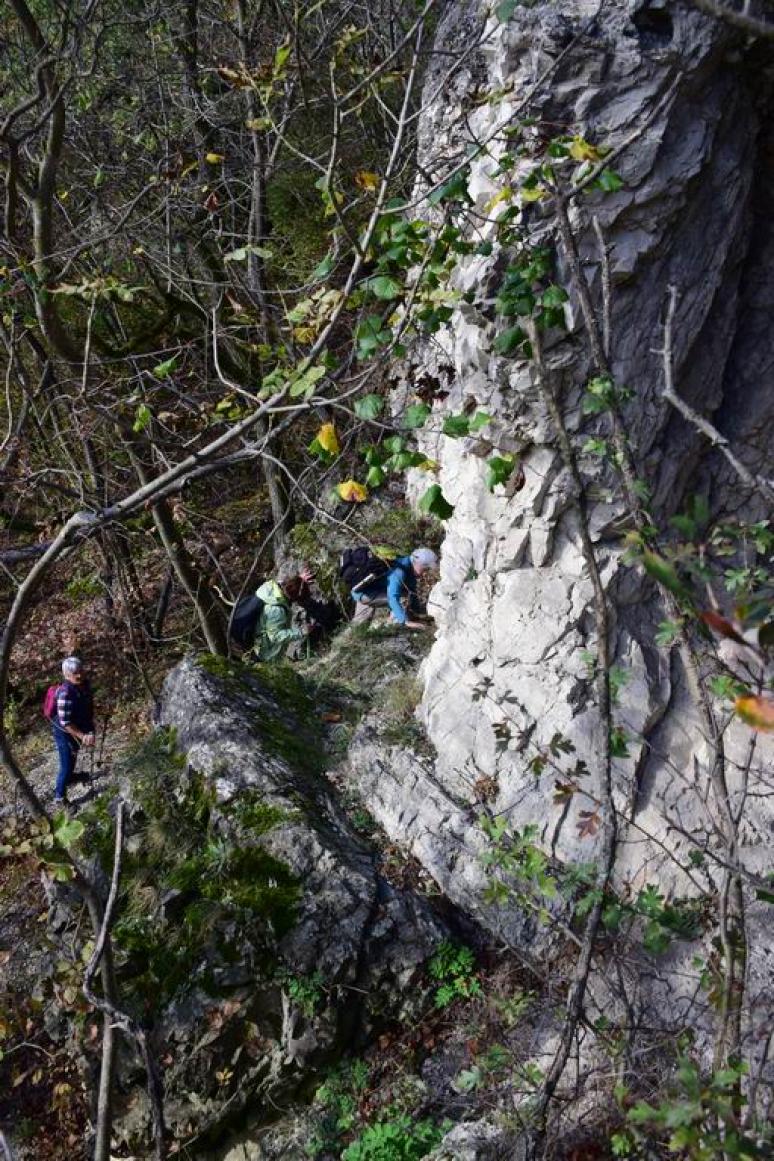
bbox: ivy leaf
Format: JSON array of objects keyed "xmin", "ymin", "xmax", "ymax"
[
  {"xmin": 468, "ymin": 411, "xmax": 492, "ymax": 432},
  {"xmin": 152, "ymin": 355, "xmax": 179, "ymax": 379},
  {"xmin": 540, "ymin": 285, "xmax": 568, "ymax": 308},
  {"xmin": 337, "ymin": 479, "xmax": 369, "ymax": 503},
  {"xmin": 596, "ymin": 168, "xmax": 624, "ymax": 192},
  {"xmin": 493, "ymin": 326, "xmax": 528, "ymax": 357},
  {"xmin": 354, "ymin": 394, "xmax": 385, "ymax": 420},
  {"xmin": 365, "ymin": 465, "xmax": 386, "ymax": 488},
  {"xmin": 356, "ymin": 316, "xmax": 392, "ymax": 359},
  {"xmin": 289, "ymin": 362, "xmax": 326, "ymax": 398},
  {"xmin": 419, "ymin": 484, "xmax": 455, "ymax": 520},
  {"xmin": 442, "ymin": 414, "xmax": 471, "ymax": 438},
  {"xmin": 486, "ymin": 454, "xmax": 516, "ymax": 492},
  {"xmin": 368, "ymin": 275, "xmax": 402, "ymax": 300},
  {"xmin": 428, "ymin": 169, "xmax": 470, "ymax": 206},
  {"xmin": 390, "ymin": 450, "xmax": 417, "ymax": 471},
  {"xmin": 735, "ymin": 695, "xmax": 774, "ymax": 732},
  {"xmin": 402, "ymin": 403, "xmax": 431, "ymax": 430}
]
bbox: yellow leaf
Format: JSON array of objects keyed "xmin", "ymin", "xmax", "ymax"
[
  {"xmin": 292, "ymin": 325, "xmax": 318, "ymax": 344},
  {"xmin": 337, "ymin": 479, "xmax": 368, "ymax": 503},
  {"xmin": 355, "ymin": 170, "xmax": 380, "ymax": 192},
  {"xmin": 520, "ymin": 185, "xmax": 546, "ymax": 203},
  {"xmin": 205, "ymin": 152, "xmax": 225, "ymax": 164},
  {"xmin": 568, "ymin": 136, "xmax": 602, "ymax": 162},
  {"xmin": 415, "ymin": 459, "xmax": 439, "ymax": 471},
  {"xmin": 735, "ymin": 695, "xmax": 774, "ymax": 732},
  {"xmin": 485, "ymin": 186, "xmax": 514, "ymax": 212},
  {"xmin": 317, "ymin": 423, "xmax": 340, "ymax": 455}
]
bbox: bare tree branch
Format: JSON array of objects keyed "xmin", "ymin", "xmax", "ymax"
[{"xmin": 662, "ymin": 284, "xmax": 774, "ymax": 506}]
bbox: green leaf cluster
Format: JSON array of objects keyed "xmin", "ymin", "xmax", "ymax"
[
  {"xmin": 427, "ymin": 940, "xmax": 482, "ymax": 1008},
  {"xmin": 342, "ymin": 1116, "xmax": 445, "ymax": 1161}
]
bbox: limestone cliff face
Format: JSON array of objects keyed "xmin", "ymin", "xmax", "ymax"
[{"xmin": 351, "ymin": 0, "xmax": 773, "ymax": 1051}]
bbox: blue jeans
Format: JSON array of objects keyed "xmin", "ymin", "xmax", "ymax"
[{"xmin": 54, "ymin": 729, "xmax": 79, "ymax": 799}]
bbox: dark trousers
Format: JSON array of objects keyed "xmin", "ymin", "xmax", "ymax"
[{"xmin": 54, "ymin": 729, "xmax": 80, "ymax": 799}]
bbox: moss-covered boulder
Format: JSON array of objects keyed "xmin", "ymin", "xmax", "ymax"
[{"xmin": 109, "ymin": 654, "xmax": 447, "ymax": 1151}]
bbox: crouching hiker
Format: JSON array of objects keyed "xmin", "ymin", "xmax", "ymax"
[
  {"xmin": 253, "ymin": 567, "xmax": 315, "ymax": 662},
  {"xmin": 347, "ymin": 546, "xmax": 438, "ymax": 630},
  {"xmin": 49, "ymin": 657, "xmax": 95, "ymax": 805}
]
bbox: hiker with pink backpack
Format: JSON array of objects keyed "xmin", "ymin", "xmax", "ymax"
[{"xmin": 43, "ymin": 657, "xmax": 95, "ymax": 806}]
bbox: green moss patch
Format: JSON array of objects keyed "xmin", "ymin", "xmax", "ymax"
[{"xmin": 78, "ymin": 730, "xmax": 300, "ymax": 1010}]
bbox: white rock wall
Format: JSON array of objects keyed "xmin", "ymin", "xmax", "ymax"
[{"xmin": 351, "ymin": 0, "xmax": 773, "ymax": 1061}]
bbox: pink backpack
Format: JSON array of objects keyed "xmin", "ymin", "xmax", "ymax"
[{"xmin": 42, "ymin": 683, "xmax": 62, "ymax": 721}]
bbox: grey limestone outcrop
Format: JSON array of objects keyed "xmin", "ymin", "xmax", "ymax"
[{"xmin": 348, "ymin": 0, "xmax": 773, "ymax": 1076}]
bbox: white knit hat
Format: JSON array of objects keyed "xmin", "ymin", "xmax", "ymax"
[{"xmin": 411, "ymin": 547, "xmax": 438, "ymax": 568}]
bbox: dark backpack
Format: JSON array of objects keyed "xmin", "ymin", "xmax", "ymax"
[
  {"xmin": 229, "ymin": 593, "xmax": 265, "ymax": 648},
  {"xmin": 42, "ymin": 683, "xmax": 62, "ymax": 721},
  {"xmin": 339, "ymin": 546, "xmax": 395, "ymax": 593}
]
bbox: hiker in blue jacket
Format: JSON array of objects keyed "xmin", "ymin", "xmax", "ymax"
[
  {"xmin": 53, "ymin": 657, "xmax": 95, "ymax": 805},
  {"xmin": 351, "ymin": 547, "xmax": 438, "ymax": 629}
]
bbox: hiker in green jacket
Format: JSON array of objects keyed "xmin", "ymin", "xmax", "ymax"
[{"xmin": 253, "ymin": 569, "xmax": 313, "ymax": 662}]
